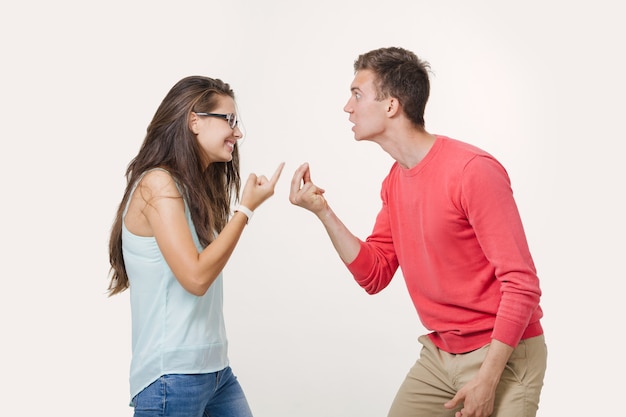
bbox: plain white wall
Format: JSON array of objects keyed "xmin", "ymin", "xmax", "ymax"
[{"xmin": 1, "ymin": 0, "xmax": 624, "ymax": 415}]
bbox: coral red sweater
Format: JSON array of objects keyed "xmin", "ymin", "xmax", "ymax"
[{"xmin": 347, "ymin": 136, "xmax": 543, "ymax": 353}]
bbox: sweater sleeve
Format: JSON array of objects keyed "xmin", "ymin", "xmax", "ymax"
[
  {"xmin": 461, "ymin": 156, "xmax": 542, "ymax": 347},
  {"xmin": 346, "ymin": 194, "xmax": 399, "ymax": 295}
]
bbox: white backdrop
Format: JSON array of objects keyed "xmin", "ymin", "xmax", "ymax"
[{"xmin": 1, "ymin": 1, "xmax": 624, "ymax": 416}]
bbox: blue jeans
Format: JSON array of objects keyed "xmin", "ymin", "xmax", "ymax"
[{"xmin": 131, "ymin": 367, "xmax": 253, "ymax": 417}]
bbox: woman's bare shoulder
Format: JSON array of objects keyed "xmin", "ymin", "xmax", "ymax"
[{"xmin": 137, "ymin": 169, "xmax": 181, "ymax": 200}]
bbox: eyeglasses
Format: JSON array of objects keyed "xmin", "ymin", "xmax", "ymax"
[{"xmin": 193, "ymin": 112, "xmax": 239, "ymax": 129}]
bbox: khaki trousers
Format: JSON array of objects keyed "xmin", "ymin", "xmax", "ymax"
[{"xmin": 387, "ymin": 334, "xmax": 547, "ymax": 417}]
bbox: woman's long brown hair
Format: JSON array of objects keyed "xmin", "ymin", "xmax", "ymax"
[{"xmin": 107, "ymin": 76, "xmax": 241, "ymax": 296}]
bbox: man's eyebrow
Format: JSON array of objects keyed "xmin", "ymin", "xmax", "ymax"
[{"xmin": 350, "ymin": 86, "xmax": 361, "ymax": 92}]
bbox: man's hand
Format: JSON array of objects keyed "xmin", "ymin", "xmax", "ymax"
[
  {"xmin": 444, "ymin": 374, "xmax": 496, "ymax": 417},
  {"xmin": 289, "ymin": 162, "xmax": 328, "ymax": 216},
  {"xmin": 444, "ymin": 339, "xmax": 512, "ymax": 417}
]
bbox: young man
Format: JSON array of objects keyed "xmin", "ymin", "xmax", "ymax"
[{"xmin": 289, "ymin": 47, "xmax": 546, "ymax": 417}]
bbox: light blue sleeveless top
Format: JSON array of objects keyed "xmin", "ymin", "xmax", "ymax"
[{"xmin": 122, "ymin": 169, "xmax": 229, "ymax": 402}]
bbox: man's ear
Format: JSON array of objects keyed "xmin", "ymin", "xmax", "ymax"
[{"xmin": 386, "ymin": 97, "xmax": 400, "ymax": 118}]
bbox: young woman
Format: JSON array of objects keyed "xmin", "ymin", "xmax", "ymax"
[{"xmin": 108, "ymin": 75, "xmax": 283, "ymax": 417}]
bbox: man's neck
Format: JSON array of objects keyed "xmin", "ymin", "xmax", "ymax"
[{"xmin": 377, "ymin": 126, "xmax": 437, "ymax": 169}]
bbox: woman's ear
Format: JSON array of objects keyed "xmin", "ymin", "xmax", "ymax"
[{"xmin": 189, "ymin": 112, "xmax": 200, "ymax": 134}]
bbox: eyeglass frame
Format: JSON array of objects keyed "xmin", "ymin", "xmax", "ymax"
[{"xmin": 192, "ymin": 112, "xmax": 239, "ymax": 129}]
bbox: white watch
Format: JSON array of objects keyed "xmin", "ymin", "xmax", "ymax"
[{"xmin": 235, "ymin": 205, "xmax": 254, "ymax": 223}]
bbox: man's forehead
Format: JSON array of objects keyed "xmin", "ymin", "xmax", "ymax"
[{"xmin": 351, "ymin": 69, "xmax": 376, "ymax": 90}]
